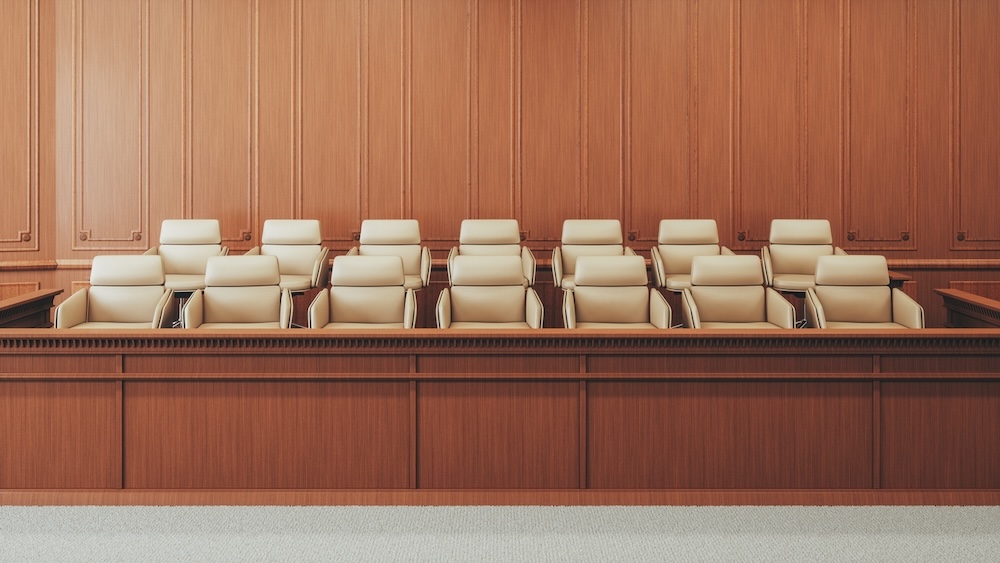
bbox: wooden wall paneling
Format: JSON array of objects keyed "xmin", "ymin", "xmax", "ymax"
[
  {"xmin": 186, "ymin": 0, "xmax": 255, "ymax": 248},
  {"xmin": 476, "ymin": 0, "xmax": 516, "ymax": 220},
  {"xmin": 0, "ymin": 282, "xmax": 40, "ymax": 301},
  {"xmin": 417, "ymin": 354, "xmax": 579, "ymax": 374},
  {"xmin": 949, "ymin": 281, "xmax": 1000, "ymax": 301},
  {"xmin": 952, "ymin": 0, "xmax": 1000, "ymax": 250},
  {"xmin": 587, "ymin": 353, "xmax": 872, "ymax": 375},
  {"xmin": 519, "ymin": 0, "xmax": 582, "ymax": 243},
  {"xmin": 148, "ymin": 0, "xmax": 184, "ymax": 233},
  {"xmin": 804, "ymin": 0, "xmax": 843, "ymax": 233},
  {"xmin": 882, "ymin": 381, "xmax": 1000, "ymax": 489},
  {"xmin": 588, "ymin": 381, "xmax": 873, "ymax": 489},
  {"xmin": 72, "ymin": 0, "xmax": 148, "ymax": 251},
  {"xmin": 0, "ymin": 0, "xmax": 39, "ymax": 253},
  {"xmin": 586, "ymin": 0, "xmax": 624, "ymax": 230},
  {"xmin": 124, "ymin": 381, "xmax": 411, "ymax": 488},
  {"xmin": 734, "ymin": 0, "xmax": 805, "ymax": 248},
  {"xmin": 300, "ymin": 0, "xmax": 363, "ymax": 244},
  {"xmin": 122, "ymin": 354, "xmax": 410, "ymax": 375},
  {"xmin": 256, "ymin": 0, "xmax": 294, "ymax": 227},
  {"xmin": 628, "ymin": 0, "xmax": 690, "ymax": 245},
  {"xmin": 0, "ymin": 381, "xmax": 120, "ymax": 488},
  {"xmin": 843, "ymin": 0, "xmax": 917, "ymax": 250},
  {"xmin": 367, "ymin": 0, "xmax": 406, "ymax": 220},
  {"xmin": 410, "ymin": 0, "xmax": 471, "ymax": 244},
  {"xmin": 417, "ymin": 381, "xmax": 580, "ymax": 488}
]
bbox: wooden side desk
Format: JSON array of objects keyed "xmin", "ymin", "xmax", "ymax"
[
  {"xmin": 0, "ymin": 289, "xmax": 63, "ymax": 328},
  {"xmin": 935, "ymin": 288, "xmax": 1000, "ymax": 328}
]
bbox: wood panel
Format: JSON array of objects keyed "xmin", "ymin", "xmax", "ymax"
[
  {"xmin": 72, "ymin": 0, "xmax": 147, "ymax": 250},
  {"xmin": 0, "ymin": 0, "xmax": 38, "ymax": 252},
  {"xmin": 0, "ymin": 282, "xmax": 40, "ymax": 302},
  {"xmin": 122, "ymin": 354, "xmax": 410, "ymax": 374},
  {"xmin": 367, "ymin": 0, "xmax": 405, "ymax": 220},
  {"xmin": 586, "ymin": 0, "xmax": 624, "ymax": 227},
  {"xmin": 0, "ymin": 381, "xmax": 120, "ymax": 488},
  {"xmin": 882, "ymin": 381, "xmax": 1000, "ymax": 488},
  {"xmin": 417, "ymin": 381, "xmax": 579, "ymax": 488},
  {"xmin": 949, "ymin": 281, "xmax": 1000, "ymax": 301},
  {"xmin": 588, "ymin": 354, "xmax": 873, "ymax": 375},
  {"xmin": 476, "ymin": 0, "xmax": 515, "ymax": 220},
  {"xmin": 124, "ymin": 381, "xmax": 411, "ymax": 488},
  {"xmin": 588, "ymin": 381, "xmax": 873, "ymax": 488}
]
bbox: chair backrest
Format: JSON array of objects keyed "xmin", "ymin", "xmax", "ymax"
[
  {"xmin": 87, "ymin": 255, "xmax": 166, "ymax": 323},
  {"xmin": 689, "ymin": 255, "xmax": 766, "ymax": 323},
  {"xmin": 767, "ymin": 219, "xmax": 834, "ymax": 275},
  {"xmin": 158, "ymin": 219, "xmax": 224, "ymax": 275},
  {"xmin": 657, "ymin": 219, "xmax": 722, "ymax": 275},
  {"xmin": 457, "ymin": 219, "xmax": 521, "ymax": 256},
  {"xmin": 813, "ymin": 255, "xmax": 892, "ymax": 323},
  {"xmin": 203, "ymin": 255, "xmax": 281, "ymax": 324},
  {"xmin": 328, "ymin": 255, "xmax": 406, "ymax": 324},
  {"xmin": 448, "ymin": 256, "xmax": 526, "ymax": 323},
  {"xmin": 560, "ymin": 219, "xmax": 625, "ymax": 275},
  {"xmin": 571, "ymin": 255, "xmax": 650, "ymax": 324},
  {"xmin": 358, "ymin": 219, "xmax": 422, "ymax": 275},
  {"xmin": 261, "ymin": 219, "xmax": 323, "ymax": 276}
]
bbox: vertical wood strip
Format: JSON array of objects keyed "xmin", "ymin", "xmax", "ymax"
[
  {"xmin": 468, "ymin": 0, "xmax": 479, "ymax": 218},
  {"xmin": 689, "ymin": 0, "xmax": 699, "ymax": 217},
  {"xmin": 513, "ymin": 0, "xmax": 522, "ymax": 225},
  {"xmin": 622, "ymin": 0, "xmax": 631, "ymax": 228},
  {"xmin": 579, "ymin": 0, "xmax": 588, "ymax": 218},
  {"xmin": 579, "ymin": 379, "xmax": 587, "ymax": 489}
]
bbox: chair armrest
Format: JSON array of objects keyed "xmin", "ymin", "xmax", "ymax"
[
  {"xmin": 721, "ymin": 246, "xmax": 735, "ymax": 256},
  {"xmin": 562, "ymin": 290, "xmax": 577, "ymax": 328},
  {"xmin": 279, "ymin": 289, "xmax": 292, "ymax": 328},
  {"xmin": 308, "ymin": 289, "xmax": 330, "ymax": 329},
  {"xmin": 152, "ymin": 289, "xmax": 174, "ymax": 328},
  {"xmin": 805, "ymin": 288, "xmax": 826, "ymax": 328},
  {"xmin": 182, "ymin": 289, "xmax": 204, "ymax": 328},
  {"xmin": 404, "ymin": 288, "xmax": 417, "ymax": 328},
  {"xmin": 649, "ymin": 288, "xmax": 671, "ymax": 329},
  {"xmin": 220, "ymin": 246, "xmax": 230, "ymax": 256},
  {"xmin": 521, "ymin": 246, "xmax": 536, "ymax": 286},
  {"xmin": 143, "ymin": 247, "xmax": 158, "ymax": 256},
  {"xmin": 650, "ymin": 246, "xmax": 665, "ymax": 287},
  {"xmin": 834, "ymin": 247, "xmax": 848, "ymax": 256},
  {"xmin": 54, "ymin": 288, "xmax": 88, "ymax": 328},
  {"xmin": 765, "ymin": 288, "xmax": 796, "ymax": 328},
  {"xmin": 420, "ymin": 246, "xmax": 431, "ymax": 287},
  {"xmin": 346, "ymin": 246, "xmax": 359, "ymax": 256},
  {"xmin": 311, "ymin": 247, "xmax": 330, "ymax": 288},
  {"xmin": 244, "ymin": 246, "xmax": 261, "ymax": 256},
  {"xmin": 552, "ymin": 246, "xmax": 563, "ymax": 288},
  {"xmin": 892, "ymin": 288, "xmax": 925, "ymax": 329},
  {"xmin": 624, "ymin": 246, "xmax": 637, "ymax": 256},
  {"xmin": 681, "ymin": 288, "xmax": 700, "ymax": 329},
  {"xmin": 435, "ymin": 288, "xmax": 452, "ymax": 328},
  {"xmin": 446, "ymin": 246, "xmax": 458, "ymax": 286},
  {"xmin": 761, "ymin": 246, "xmax": 774, "ymax": 286},
  {"xmin": 525, "ymin": 288, "xmax": 544, "ymax": 329}
]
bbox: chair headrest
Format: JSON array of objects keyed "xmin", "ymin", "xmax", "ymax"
[
  {"xmin": 205, "ymin": 255, "xmax": 279, "ymax": 287},
  {"xmin": 90, "ymin": 255, "xmax": 165, "ymax": 286},
  {"xmin": 690, "ymin": 255, "xmax": 763, "ymax": 286},
  {"xmin": 159, "ymin": 219, "xmax": 222, "ymax": 245},
  {"xmin": 359, "ymin": 219, "xmax": 421, "ymax": 245},
  {"xmin": 573, "ymin": 255, "xmax": 648, "ymax": 287},
  {"xmin": 658, "ymin": 219, "xmax": 720, "ymax": 245},
  {"xmin": 769, "ymin": 219, "xmax": 833, "ymax": 245},
  {"xmin": 815, "ymin": 255, "xmax": 889, "ymax": 286},
  {"xmin": 459, "ymin": 219, "xmax": 521, "ymax": 245},
  {"xmin": 450, "ymin": 256, "xmax": 524, "ymax": 286},
  {"xmin": 331, "ymin": 255, "xmax": 405, "ymax": 287},
  {"xmin": 561, "ymin": 219, "xmax": 623, "ymax": 245},
  {"xmin": 261, "ymin": 219, "xmax": 322, "ymax": 245}
]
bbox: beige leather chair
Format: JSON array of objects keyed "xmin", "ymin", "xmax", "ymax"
[
  {"xmin": 54, "ymin": 255, "xmax": 173, "ymax": 329},
  {"xmin": 682, "ymin": 255, "xmax": 795, "ymax": 329},
  {"xmin": 144, "ymin": 219, "xmax": 228, "ymax": 291},
  {"xmin": 651, "ymin": 219, "xmax": 735, "ymax": 291},
  {"xmin": 308, "ymin": 256, "xmax": 416, "ymax": 329},
  {"xmin": 806, "ymin": 255, "xmax": 924, "ymax": 329},
  {"xmin": 563, "ymin": 255, "xmax": 670, "ymax": 329},
  {"xmin": 348, "ymin": 219, "xmax": 430, "ymax": 290},
  {"xmin": 552, "ymin": 219, "xmax": 636, "ymax": 289},
  {"xmin": 436, "ymin": 255, "xmax": 543, "ymax": 329},
  {"xmin": 762, "ymin": 219, "xmax": 846, "ymax": 292},
  {"xmin": 182, "ymin": 255, "xmax": 291, "ymax": 329},
  {"xmin": 245, "ymin": 219, "xmax": 329, "ymax": 291},
  {"xmin": 447, "ymin": 219, "xmax": 535, "ymax": 287}
]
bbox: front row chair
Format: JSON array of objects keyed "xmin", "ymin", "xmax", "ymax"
[
  {"xmin": 447, "ymin": 219, "xmax": 535, "ymax": 287},
  {"xmin": 563, "ymin": 255, "xmax": 671, "ymax": 329},
  {"xmin": 54, "ymin": 255, "xmax": 173, "ymax": 329},
  {"xmin": 309, "ymin": 256, "xmax": 416, "ymax": 329},
  {"xmin": 436, "ymin": 255, "xmax": 543, "ymax": 329},
  {"xmin": 651, "ymin": 219, "xmax": 735, "ymax": 291},
  {"xmin": 682, "ymin": 255, "xmax": 795, "ymax": 329},
  {"xmin": 245, "ymin": 219, "xmax": 329, "ymax": 291},
  {"xmin": 806, "ymin": 255, "xmax": 924, "ymax": 329},
  {"xmin": 182, "ymin": 255, "xmax": 292, "ymax": 329}
]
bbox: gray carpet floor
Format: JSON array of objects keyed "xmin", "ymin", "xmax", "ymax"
[{"xmin": 1, "ymin": 506, "xmax": 998, "ymax": 562}]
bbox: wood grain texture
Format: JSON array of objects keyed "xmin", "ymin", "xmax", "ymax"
[
  {"xmin": 417, "ymin": 381, "xmax": 580, "ymax": 488},
  {"xmin": 0, "ymin": 381, "xmax": 120, "ymax": 488},
  {"xmin": 124, "ymin": 381, "xmax": 410, "ymax": 488},
  {"xmin": 122, "ymin": 354, "xmax": 410, "ymax": 374},
  {"xmin": 882, "ymin": 381, "xmax": 1000, "ymax": 488},
  {"xmin": 0, "ymin": 282, "xmax": 40, "ymax": 301},
  {"xmin": 949, "ymin": 281, "xmax": 1000, "ymax": 301}
]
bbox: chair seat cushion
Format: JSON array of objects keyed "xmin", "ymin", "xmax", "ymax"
[
  {"xmin": 403, "ymin": 275, "xmax": 423, "ymax": 290},
  {"xmin": 197, "ymin": 322, "xmax": 282, "ymax": 329},
  {"xmin": 278, "ymin": 275, "xmax": 313, "ymax": 291},
  {"xmin": 320, "ymin": 322, "xmax": 405, "ymax": 329},
  {"xmin": 664, "ymin": 275, "xmax": 692, "ymax": 291},
  {"xmin": 771, "ymin": 274, "xmax": 816, "ymax": 291},
  {"xmin": 165, "ymin": 274, "xmax": 207, "ymax": 290},
  {"xmin": 72, "ymin": 322, "xmax": 153, "ymax": 329},
  {"xmin": 448, "ymin": 322, "xmax": 531, "ymax": 329},
  {"xmin": 699, "ymin": 321, "xmax": 783, "ymax": 329},
  {"xmin": 576, "ymin": 322, "xmax": 659, "ymax": 330},
  {"xmin": 824, "ymin": 322, "xmax": 909, "ymax": 329}
]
